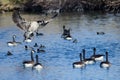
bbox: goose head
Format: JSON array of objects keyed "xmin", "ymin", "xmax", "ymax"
[
  {"xmin": 12, "ymin": 35, "xmax": 16, "ymax": 41},
  {"xmin": 7, "ymin": 51, "xmax": 13, "ymax": 56},
  {"xmin": 63, "ymin": 25, "xmax": 65, "ymax": 29},
  {"xmin": 34, "ymin": 43, "xmax": 38, "ymax": 47}
]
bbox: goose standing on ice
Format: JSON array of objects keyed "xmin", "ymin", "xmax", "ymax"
[
  {"xmin": 12, "ymin": 10, "xmax": 58, "ymax": 42},
  {"xmin": 7, "ymin": 35, "xmax": 21, "ymax": 46}
]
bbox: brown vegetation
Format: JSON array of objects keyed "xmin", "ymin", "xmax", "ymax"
[{"xmin": 0, "ymin": 0, "xmax": 120, "ymax": 14}]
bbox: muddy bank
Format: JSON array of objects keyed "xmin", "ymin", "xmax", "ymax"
[{"xmin": 0, "ymin": 0, "xmax": 120, "ymax": 13}]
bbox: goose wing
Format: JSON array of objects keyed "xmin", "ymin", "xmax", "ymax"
[
  {"xmin": 12, "ymin": 10, "xmax": 30, "ymax": 32},
  {"xmin": 37, "ymin": 12, "xmax": 58, "ymax": 29}
]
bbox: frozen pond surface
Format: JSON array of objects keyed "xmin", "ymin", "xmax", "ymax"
[{"xmin": 0, "ymin": 12, "xmax": 120, "ymax": 80}]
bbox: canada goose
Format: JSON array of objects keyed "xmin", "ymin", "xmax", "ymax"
[
  {"xmin": 23, "ymin": 32, "xmax": 32, "ymax": 43},
  {"xmin": 25, "ymin": 45, "xmax": 28, "ymax": 50},
  {"xmin": 73, "ymin": 53, "xmax": 85, "ymax": 68},
  {"xmin": 39, "ymin": 44, "xmax": 46, "ymax": 49},
  {"xmin": 24, "ymin": 45, "xmax": 34, "ymax": 51},
  {"xmin": 64, "ymin": 33, "xmax": 72, "ymax": 40},
  {"xmin": 32, "ymin": 55, "xmax": 43, "ymax": 70},
  {"xmin": 6, "ymin": 51, "xmax": 13, "ymax": 56},
  {"xmin": 24, "ymin": 37, "xmax": 32, "ymax": 43},
  {"xmin": 91, "ymin": 48, "xmax": 104, "ymax": 61},
  {"xmin": 12, "ymin": 10, "xmax": 58, "ymax": 40},
  {"xmin": 61, "ymin": 25, "xmax": 72, "ymax": 40},
  {"xmin": 100, "ymin": 52, "xmax": 111, "ymax": 69},
  {"xmin": 24, "ymin": 45, "xmax": 32, "ymax": 50},
  {"xmin": 61, "ymin": 25, "xmax": 70, "ymax": 38},
  {"xmin": 82, "ymin": 49, "xmax": 95, "ymax": 65},
  {"xmin": 7, "ymin": 35, "xmax": 21, "ymax": 46},
  {"xmin": 62, "ymin": 25, "xmax": 68, "ymax": 36},
  {"xmin": 36, "ymin": 32, "xmax": 44, "ymax": 36},
  {"xmin": 34, "ymin": 43, "xmax": 38, "ymax": 47},
  {"xmin": 97, "ymin": 32, "xmax": 105, "ymax": 35},
  {"xmin": 23, "ymin": 50, "xmax": 35, "ymax": 68},
  {"xmin": 37, "ymin": 49, "xmax": 45, "ymax": 53},
  {"xmin": 61, "ymin": 25, "xmax": 71, "ymax": 38},
  {"xmin": 73, "ymin": 39, "xmax": 78, "ymax": 43}
]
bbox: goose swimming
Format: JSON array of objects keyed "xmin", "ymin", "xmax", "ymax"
[
  {"xmin": 6, "ymin": 51, "xmax": 13, "ymax": 56},
  {"xmin": 32, "ymin": 55, "xmax": 43, "ymax": 70},
  {"xmin": 100, "ymin": 52, "xmax": 111, "ymax": 69},
  {"xmin": 61, "ymin": 25, "xmax": 71, "ymax": 38},
  {"xmin": 91, "ymin": 48, "xmax": 104, "ymax": 61},
  {"xmin": 12, "ymin": 10, "xmax": 58, "ymax": 41},
  {"xmin": 82, "ymin": 49, "xmax": 95, "ymax": 65},
  {"xmin": 39, "ymin": 44, "xmax": 46, "ymax": 49},
  {"xmin": 73, "ymin": 53, "xmax": 85, "ymax": 68},
  {"xmin": 23, "ymin": 50, "xmax": 35, "ymax": 68},
  {"xmin": 7, "ymin": 35, "xmax": 21, "ymax": 46},
  {"xmin": 61, "ymin": 25, "xmax": 73, "ymax": 40},
  {"xmin": 34, "ymin": 43, "xmax": 38, "ymax": 47}
]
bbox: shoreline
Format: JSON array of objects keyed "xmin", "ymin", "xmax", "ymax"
[{"xmin": 0, "ymin": 0, "xmax": 120, "ymax": 14}]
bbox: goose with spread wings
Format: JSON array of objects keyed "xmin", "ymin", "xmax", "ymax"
[{"xmin": 12, "ymin": 10, "xmax": 58, "ymax": 42}]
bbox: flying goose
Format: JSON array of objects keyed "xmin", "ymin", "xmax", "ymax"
[{"xmin": 12, "ymin": 10, "xmax": 58, "ymax": 41}]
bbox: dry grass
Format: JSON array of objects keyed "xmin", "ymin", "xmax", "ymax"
[{"xmin": 0, "ymin": 0, "xmax": 10, "ymax": 4}]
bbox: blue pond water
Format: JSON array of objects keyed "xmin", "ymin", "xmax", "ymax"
[{"xmin": 0, "ymin": 12, "xmax": 120, "ymax": 80}]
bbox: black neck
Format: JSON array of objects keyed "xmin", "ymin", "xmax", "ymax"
[
  {"xmin": 63, "ymin": 26, "xmax": 65, "ymax": 29},
  {"xmin": 79, "ymin": 53, "xmax": 82, "ymax": 61},
  {"xmin": 67, "ymin": 33, "xmax": 71, "ymax": 37},
  {"xmin": 12, "ymin": 36, "xmax": 15, "ymax": 42},
  {"xmin": 35, "ymin": 43, "xmax": 38, "ymax": 46},
  {"xmin": 31, "ymin": 51, "xmax": 34, "ymax": 61},
  {"xmin": 36, "ymin": 55, "xmax": 39, "ymax": 63},
  {"xmin": 106, "ymin": 52, "xmax": 108, "ymax": 62},
  {"xmin": 93, "ymin": 48, "xmax": 96, "ymax": 55},
  {"xmin": 83, "ymin": 49, "xmax": 85, "ymax": 60}
]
